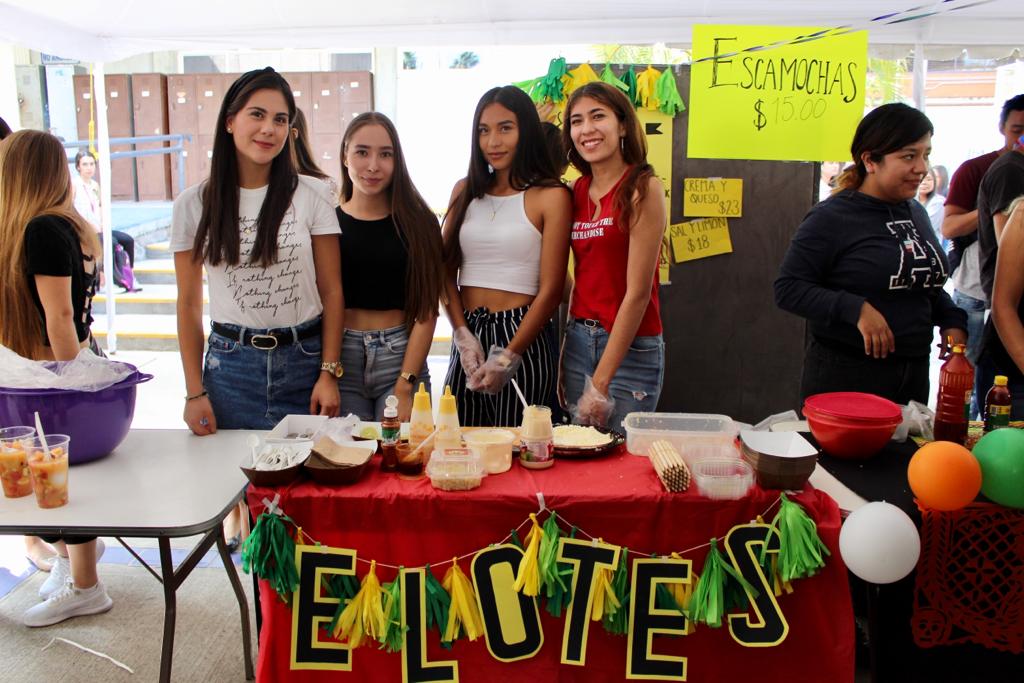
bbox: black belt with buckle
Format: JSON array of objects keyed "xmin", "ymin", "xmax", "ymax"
[
  {"xmin": 211, "ymin": 321, "xmax": 322, "ymax": 350},
  {"xmin": 575, "ymin": 318, "xmax": 603, "ymax": 329}
]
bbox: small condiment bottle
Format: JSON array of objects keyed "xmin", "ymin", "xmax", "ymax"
[
  {"xmin": 435, "ymin": 385, "xmax": 462, "ymax": 449},
  {"xmin": 984, "ymin": 375, "xmax": 1012, "ymax": 432},
  {"xmin": 380, "ymin": 395, "xmax": 400, "ymax": 472},
  {"xmin": 409, "ymin": 383, "xmax": 434, "ymax": 449}
]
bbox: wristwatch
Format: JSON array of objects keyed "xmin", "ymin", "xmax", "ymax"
[
  {"xmin": 320, "ymin": 361, "xmax": 344, "ymax": 378},
  {"xmin": 399, "ymin": 371, "xmax": 417, "ymax": 385}
]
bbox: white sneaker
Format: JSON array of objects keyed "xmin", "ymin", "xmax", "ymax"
[
  {"xmin": 24, "ymin": 580, "xmax": 113, "ymax": 627},
  {"xmin": 38, "ymin": 539, "xmax": 106, "ymax": 600}
]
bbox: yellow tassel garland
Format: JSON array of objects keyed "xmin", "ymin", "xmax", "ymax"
[
  {"xmin": 442, "ymin": 558, "xmax": 485, "ymax": 642},
  {"xmin": 635, "ymin": 66, "xmax": 662, "ymax": 111},
  {"xmin": 666, "ymin": 552, "xmax": 697, "ymax": 634},
  {"xmin": 513, "ymin": 513, "xmax": 544, "ymax": 597},
  {"xmin": 332, "ymin": 560, "xmax": 387, "ymax": 648},
  {"xmin": 590, "ymin": 541, "xmax": 621, "ymax": 622},
  {"xmin": 564, "ymin": 63, "xmax": 601, "ymax": 96}
]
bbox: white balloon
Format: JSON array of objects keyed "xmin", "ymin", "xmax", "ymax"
[{"xmin": 839, "ymin": 502, "xmax": 920, "ymax": 584}]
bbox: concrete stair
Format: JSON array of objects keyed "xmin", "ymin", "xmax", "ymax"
[{"xmin": 94, "ymin": 283, "xmax": 207, "ymax": 316}]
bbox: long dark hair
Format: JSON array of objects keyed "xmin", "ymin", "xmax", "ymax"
[
  {"xmin": 443, "ymin": 86, "xmax": 563, "ymax": 273},
  {"xmin": 341, "ymin": 112, "xmax": 445, "ymax": 328},
  {"xmin": 291, "ymin": 108, "xmax": 327, "ymax": 181},
  {"xmin": 193, "ymin": 67, "xmax": 298, "ymax": 267},
  {"xmin": 563, "ymin": 82, "xmax": 654, "ymax": 232},
  {"xmin": 836, "ymin": 103, "xmax": 933, "ymax": 192}
]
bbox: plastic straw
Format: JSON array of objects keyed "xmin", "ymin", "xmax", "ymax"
[
  {"xmin": 408, "ymin": 429, "xmax": 438, "ymax": 457},
  {"xmin": 510, "ymin": 379, "xmax": 529, "ymax": 411},
  {"xmin": 33, "ymin": 411, "xmax": 51, "ymax": 460}
]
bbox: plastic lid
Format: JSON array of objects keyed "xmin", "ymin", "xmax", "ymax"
[
  {"xmin": 383, "ymin": 395, "xmax": 398, "ymax": 418},
  {"xmin": 412, "ymin": 382, "xmax": 431, "ymax": 412},
  {"xmin": 803, "ymin": 392, "xmax": 902, "ymax": 423},
  {"xmin": 439, "ymin": 385, "xmax": 457, "ymax": 415},
  {"xmin": 995, "ymin": 375, "xmax": 1008, "ymax": 386}
]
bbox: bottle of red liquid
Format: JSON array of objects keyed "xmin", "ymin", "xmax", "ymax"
[
  {"xmin": 933, "ymin": 344, "xmax": 974, "ymax": 445},
  {"xmin": 984, "ymin": 375, "xmax": 1012, "ymax": 432}
]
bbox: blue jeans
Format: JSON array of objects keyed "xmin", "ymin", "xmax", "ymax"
[
  {"xmin": 339, "ymin": 325, "xmax": 430, "ymax": 421},
  {"xmin": 954, "ymin": 290, "xmax": 987, "ymax": 419},
  {"xmin": 561, "ymin": 319, "xmax": 664, "ymax": 431},
  {"xmin": 203, "ymin": 318, "xmax": 323, "ymax": 430}
]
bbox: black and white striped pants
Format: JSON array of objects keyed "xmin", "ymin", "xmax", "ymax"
[{"xmin": 444, "ymin": 305, "xmax": 557, "ymax": 427}]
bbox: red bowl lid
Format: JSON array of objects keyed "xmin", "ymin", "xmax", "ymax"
[{"xmin": 803, "ymin": 392, "xmax": 902, "ymax": 423}]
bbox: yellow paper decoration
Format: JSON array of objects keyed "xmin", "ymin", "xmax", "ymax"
[
  {"xmin": 332, "ymin": 559, "xmax": 387, "ymax": 648},
  {"xmin": 564, "ymin": 63, "xmax": 601, "ymax": 97},
  {"xmin": 635, "ymin": 66, "xmax": 662, "ymax": 111},
  {"xmin": 513, "ymin": 513, "xmax": 544, "ymax": 597},
  {"xmin": 442, "ymin": 558, "xmax": 485, "ymax": 642},
  {"xmin": 590, "ymin": 540, "xmax": 622, "ymax": 621},
  {"xmin": 667, "ymin": 552, "xmax": 697, "ymax": 635}
]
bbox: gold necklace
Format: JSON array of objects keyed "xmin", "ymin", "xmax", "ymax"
[{"xmin": 487, "ymin": 194, "xmax": 506, "ymax": 222}]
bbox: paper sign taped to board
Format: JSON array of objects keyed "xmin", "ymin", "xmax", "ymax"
[
  {"xmin": 688, "ymin": 25, "xmax": 867, "ymax": 161},
  {"xmin": 670, "ymin": 218, "xmax": 733, "ymax": 262},
  {"xmin": 684, "ymin": 178, "xmax": 743, "ymax": 217}
]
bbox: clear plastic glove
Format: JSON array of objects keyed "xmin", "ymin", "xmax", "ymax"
[
  {"xmin": 467, "ymin": 345, "xmax": 523, "ymax": 394},
  {"xmin": 453, "ymin": 326, "xmax": 485, "ymax": 377},
  {"xmin": 572, "ymin": 375, "xmax": 615, "ymax": 427}
]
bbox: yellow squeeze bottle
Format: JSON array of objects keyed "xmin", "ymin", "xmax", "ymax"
[
  {"xmin": 409, "ymin": 383, "xmax": 434, "ymax": 449},
  {"xmin": 435, "ymin": 385, "xmax": 462, "ymax": 449}
]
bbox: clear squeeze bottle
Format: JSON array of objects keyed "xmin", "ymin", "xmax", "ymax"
[
  {"xmin": 933, "ymin": 344, "xmax": 974, "ymax": 445},
  {"xmin": 380, "ymin": 395, "xmax": 400, "ymax": 472},
  {"xmin": 409, "ymin": 383, "xmax": 434, "ymax": 449},
  {"xmin": 984, "ymin": 375, "xmax": 1012, "ymax": 432},
  {"xmin": 435, "ymin": 386, "xmax": 462, "ymax": 449}
]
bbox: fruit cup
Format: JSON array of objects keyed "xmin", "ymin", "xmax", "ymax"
[
  {"xmin": 0, "ymin": 426, "xmax": 36, "ymax": 498},
  {"xmin": 26, "ymin": 435, "xmax": 70, "ymax": 509}
]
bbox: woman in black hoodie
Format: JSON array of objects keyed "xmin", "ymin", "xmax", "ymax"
[{"xmin": 775, "ymin": 103, "xmax": 967, "ymax": 404}]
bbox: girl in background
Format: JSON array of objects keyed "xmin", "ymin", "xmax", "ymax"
[
  {"xmin": 291, "ymin": 108, "xmax": 339, "ymax": 201},
  {"xmin": 337, "ymin": 112, "xmax": 445, "ymax": 420},
  {"xmin": 72, "ymin": 150, "xmax": 140, "ymax": 292},
  {"xmin": 559, "ymin": 82, "xmax": 667, "ymax": 430},
  {"xmin": 442, "ymin": 86, "xmax": 571, "ymax": 427}
]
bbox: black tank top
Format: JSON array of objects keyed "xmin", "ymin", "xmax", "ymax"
[{"xmin": 337, "ymin": 208, "xmax": 408, "ymax": 311}]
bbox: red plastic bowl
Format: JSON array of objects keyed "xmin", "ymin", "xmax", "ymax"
[{"xmin": 803, "ymin": 407, "xmax": 901, "ymax": 459}]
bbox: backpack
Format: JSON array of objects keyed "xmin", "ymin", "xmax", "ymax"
[{"xmin": 113, "ymin": 243, "xmax": 134, "ymax": 290}]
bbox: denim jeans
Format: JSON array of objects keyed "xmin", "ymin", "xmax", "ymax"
[
  {"xmin": 203, "ymin": 318, "xmax": 323, "ymax": 430},
  {"xmin": 339, "ymin": 324, "xmax": 430, "ymax": 421},
  {"xmin": 561, "ymin": 319, "xmax": 664, "ymax": 431},
  {"xmin": 954, "ymin": 290, "xmax": 987, "ymax": 419}
]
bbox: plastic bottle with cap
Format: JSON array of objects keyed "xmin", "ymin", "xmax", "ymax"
[
  {"xmin": 380, "ymin": 395, "xmax": 400, "ymax": 471},
  {"xmin": 984, "ymin": 375, "xmax": 1012, "ymax": 433},
  {"xmin": 435, "ymin": 385, "xmax": 462, "ymax": 450},
  {"xmin": 409, "ymin": 383, "xmax": 434, "ymax": 449},
  {"xmin": 934, "ymin": 343, "xmax": 974, "ymax": 445}
]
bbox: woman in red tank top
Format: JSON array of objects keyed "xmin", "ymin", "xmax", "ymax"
[{"xmin": 559, "ymin": 82, "xmax": 667, "ymax": 429}]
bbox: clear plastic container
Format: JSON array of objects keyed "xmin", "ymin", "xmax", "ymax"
[
  {"xmin": 692, "ymin": 458, "xmax": 753, "ymax": 500},
  {"xmin": 426, "ymin": 448, "xmax": 485, "ymax": 491},
  {"xmin": 623, "ymin": 412, "xmax": 738, "ymax": 459},
  {"xmin": 463, "ymin": 429, "xmax": 516, "ymax": 474}
]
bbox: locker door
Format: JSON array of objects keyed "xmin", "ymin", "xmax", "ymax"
[
  {"xmin": 311, "ymin": 72, "xmax": 341, "ymax": 135},
  {"xmin": 72, "ymin": 74, "xmax": 93, "ymax": 145},
  {"xmin": 338, "ymin": 71, "xmax": 373, "ymax": 105},
  {"xmin": 311, "ymin": 133, "xmax": 342, "ymax": 181},
  {"xmin": 196, "ymin": 134, "xmax": 216, "ymax": 184},
  {"xmin": 195, "ymin": 73, "xmax": 227, "ymax": 136},
  {"xmin": 103, "ymin": 75, "xmax": 137, "ymax": 201},
  {"xmin": 281, "ymin": 72, "xmax": 312, "ymax": 122},
  {"xmin": 132, "ymin": 73, "xmax": 171, "ymax": 200},
  {"xmin": 167, "ymin": 74, "xmax": 199, "ymax": 196}
]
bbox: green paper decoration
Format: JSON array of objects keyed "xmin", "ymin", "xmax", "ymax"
[
  {"xmin": 325, "ymin": 573, "xmax": 361, "ymax": 636},
  {"xmin": 241, "ymin": 510, "xmax": 300, "ymax": 603},
  {"xmin": 545, "ymin": 526, "xmax": 577, "ymax": 618},
  {"xmin": 655, "ymin": 68, "xmax": 686, "ymax": 116},
  {"xmin": 380, "ymin": 574, "xmax": 406, "ymax": 653},
  {"xmin": 688, "ymin": 539, "xmax": 759, "ymax": 628},
  {"xmin": 623, "ymin": 66, "xmax": 640, "ymax": 106},
  {"xmin": 600, "ymin": 64, "xmax": 629, "ymax": 92},
  {"xmin": 602, "ymin": 548, "xmax": 631, "ymax": 635},
  {"xmin": 770, "ymin": 493, "xmax": 831, "ymax": 582},
  {"xmin": 423, "ymin": 564, "xmax": 453, "ymax": 648}
]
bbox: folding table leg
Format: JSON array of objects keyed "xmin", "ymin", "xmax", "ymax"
[
  {"xmin": 217, "ymin": 524, "xmax": 255, "ymax": 680},
  {"xmin": 158, "ymin": 538, "xmax": 177, "ymax": 683}
]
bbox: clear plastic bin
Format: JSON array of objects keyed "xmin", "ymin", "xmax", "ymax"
[
  {"xmin": 426, "ymin": 448, "xmax": 485, "ymax": 491},
  {"xmin": 692, "ymin": 458, "xmax": 753, "ymax": 500},
  {"xmin": 622, "ymin": 412, "xmax": 738, "ymax": 463}
]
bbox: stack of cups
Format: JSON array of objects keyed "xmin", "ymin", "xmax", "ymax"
[{"xmin": 0, "ymin": 426, "xmax": 70, "ymax": 508}]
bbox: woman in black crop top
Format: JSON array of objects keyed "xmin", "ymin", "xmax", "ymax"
[
  {"xmin": 0, "ymin": 130, "xmax": 113, "ymax": 627},
  {"xmin": 337, "ymin": 113, "xmax": 445, "ymax": 420}
]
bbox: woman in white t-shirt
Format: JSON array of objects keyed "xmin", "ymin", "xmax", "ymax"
[
  {"xmin": 171, "ymin": 68, "xmax": 343, "ymax": 437},
  {"xmin": 72, "ymin": 151, "xmax": 139, "ymax": 292}
]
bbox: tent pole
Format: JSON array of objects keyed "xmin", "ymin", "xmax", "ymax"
[
  {"xmin": 93, "ymin": 61, "xmax": 117, "ymax": 354},
  {"xmin": 913, "ymin": 42, "xmax": 927, "ymax": 112}
]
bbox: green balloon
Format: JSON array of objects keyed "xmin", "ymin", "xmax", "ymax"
[{"xmin": 972, "ymin": 428, "xmax": 1024, "ymax": 509}]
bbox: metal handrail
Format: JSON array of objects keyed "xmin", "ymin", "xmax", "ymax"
[{"xmin": 63, "ymin": 134, "xmax": 193, "ymax": 196}]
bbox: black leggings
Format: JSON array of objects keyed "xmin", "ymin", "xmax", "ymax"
[{"xmin": 800, "ymin": 339, "xmax": 930, "ymax": 405}]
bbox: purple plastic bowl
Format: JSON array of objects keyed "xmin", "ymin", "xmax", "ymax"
[{"xmin": 0, "ymin": 370, "xmax": 153, "ymax": 464}]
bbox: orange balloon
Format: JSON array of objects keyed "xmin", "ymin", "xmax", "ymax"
[{"xmin": 907, "ymin": 441, "xmax": 982, "ymax": 511}]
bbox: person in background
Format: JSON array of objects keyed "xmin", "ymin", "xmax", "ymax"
[
  {"xmin": 916, "ymin": 167, "xmax": 946, "ymax": 248},
  {"xmin": 932, "ymin": 163, "xmax": 950, "ymax": 197},
  {"xmin": 541, "ymin": 121, "xmax": 569, "ymax": 177},
  {"xmin": 559, "ymin": 82, "xmax": 667, "ymax": 430},
  {"xmin": 337, "ymin": 112, "xmax": 445, "ymax": 420},
  {"xmin": 0, "ymin": 115, "xmax": 11, "ymax": 138},
  {"xmin": 986, "ymin": 197, "xmax": 1024, "ymax": 417},
  {"xmin": 72, "ymin": 150, "xmax": 141, "ymax": 293},
  {"xmin": 775, "ymin": 103, "xmax": 967, "ymax": 406},
  {"xmin": 442, "ymin": 85, "xmax": 571, "ymax": 427},
  {"xmin": 291, "ymin": 108, "xmax": 339, "ymax": 201},
  {"xmin": 0, "ymin": 130, "xmax": 110, "ymax": 626},
  {"xmin": 819, "ymin": 161, "xmax": 842, "ymax": 202}
]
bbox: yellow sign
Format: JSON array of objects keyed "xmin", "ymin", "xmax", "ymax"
[
  {"xmin": 683, "ymin": 178, "xmax": 743, "ymax": 217},
  {"xmin": 687, "ymin": 25, "xmax": 867, "ymax": 161},
  {"xmin": 670, "ymin": 218, "xmax": 733, "ymax": 262}
]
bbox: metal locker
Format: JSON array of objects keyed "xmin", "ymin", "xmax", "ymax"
[
  {"xmin": 74, "ymin": 73, "xmax": 137, "ymax": 201},
  {"xmin": 196, "ymin": 134, "xmax": 216, "ymax": 184},
  {"xmin": 15, "ymin": 65, "xmax": 47, "ymax": 132},
  {"xmin": 195, "ymin": 73, "xmax": 227, "ymax": 135},
  {"xmin": 311, "ymin": 133, "xmax": 342, "ymax": 181},
  {"xmin": 132, "ymin": 73, "xmax": 171, "ymax": 200},
  {"xmin": 281, "ymin": 72, "xmax": 312, "ymax": 122},
  {"xmin": 337, "ymin": 71, "xmax": 373, "ymax": 105},
  {"xmin": 167, "ymin": 74, "xmax": 199, "ymax": 196},
  {"xmin": 311, "ymin": 72, "xmax": 341, "ymax": 135}
]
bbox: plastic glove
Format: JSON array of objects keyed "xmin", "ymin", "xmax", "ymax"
[
  {"xmin": 453, "ymin": 326, "xmax": 485, "ymax": 377},
  {"xmin": 467, "ymin": 345, "xmax": 523, "ymax": 394},
  {"xmin": 572, "ymin": 375, "xmax": 615, "ymax": 427}
]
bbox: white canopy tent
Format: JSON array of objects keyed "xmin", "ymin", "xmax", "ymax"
[{"xmin": 1, "ymin": 0, "xmax": 1022, "ymax": 349}]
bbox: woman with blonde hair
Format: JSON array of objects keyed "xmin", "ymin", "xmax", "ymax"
[{"xmin": 0, "ymin": 130, "xmax": 111, "ymax": 626}]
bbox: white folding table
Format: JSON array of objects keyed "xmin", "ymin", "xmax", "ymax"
[{"xmin": 0, "ymin": 429, "xmax": 255, "ymax": 682}]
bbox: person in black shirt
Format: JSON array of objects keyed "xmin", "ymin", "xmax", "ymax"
[
  {"xmin": 775, "ymin": 103, "xmax": 967, "ymax": 404},
  {"xmin": 0, "ymin": 130, "xmax": 111, "ymax": 627}
]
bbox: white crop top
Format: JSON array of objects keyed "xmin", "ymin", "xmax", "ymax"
[{"xmin": 458, "ymin": 192, "xmax": 542, "ymax": 296}]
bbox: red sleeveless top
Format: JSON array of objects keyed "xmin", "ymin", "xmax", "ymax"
[{"xmin": 570, "ymin": 173, "xmax": 662, "ymax": 336}]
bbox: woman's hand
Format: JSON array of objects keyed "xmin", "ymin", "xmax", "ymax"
[
  {"xmin": 856, "ymin": 302, "xmax": 895, "ymax": 358},
  {"xmin": 392, "ymin": 380, "xmax": 414, "ymax": 422},
  {"xmin": 938, "ymin": 327, "xmax": 969, "ymax": 359},
  {"xmin": 310, "ymin": 373, "xmax": 340, "ymax": 417},
  {"xmin": 573, "ymin": 376, "xmax": 615, "ymax": 427},
  {"xmin": 184, "ymin": 395, "xmax": 217, "ymax": 436},
  {"xmin": 453, "ymin": 326, "xmax": 485, "ymax": 377},
  {"xmin": 468, "ymin": 346, "xmax": 522, "ymax": 394}
]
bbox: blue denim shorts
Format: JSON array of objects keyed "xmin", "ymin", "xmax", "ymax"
[
  {"xmin": 339, "ymin": 324, "xmax": 430, "ymax": 421},
  {"xmin": 561, "ymin": 318, "xmax": 664, "ymax": 431},
  {"xmin": 203, "ymin": 318, "xmax": 323, "ymax": 430}
]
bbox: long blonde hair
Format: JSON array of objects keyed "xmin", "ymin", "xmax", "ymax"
[{"xmin": 0, "ymin": 130, "xmax": 100, "ymax": 358}]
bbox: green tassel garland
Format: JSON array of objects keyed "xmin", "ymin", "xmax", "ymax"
[
  {"xmin": 600, "ymin": 64, "xmax": 629, "ymax": 92},
  {"xmin": 623, "ymin": 66, "xmax": 640, "ymax": 106},
  {"xmin": 772, "ymin": 493, "xmax": 831, "ymax": 582},
  {"xmin": 241, "ymin": 510, "xmax": 300, "ymax": 603},
  {"xmin": 655, "ymin": 68, "xmax": 686, "ymax": 116},
  {"xmin": 688, "ymin": 539, "xmax": 759, "ymax": 628},
  {"xmin": 379, "ymin": 572, "xmax": 406, "ymax": 653},
  {"xmin": 423, "ymin": 564, "xmax": 454, "ymax": 649},
  {"xmin": 546, "ymin": 526, "xmax": 576, "ymax": 618},
  {"xmin": 602, "ymin": 548, "xmax": 631, "ymax": 635}
]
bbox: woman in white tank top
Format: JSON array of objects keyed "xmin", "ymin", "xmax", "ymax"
[{"xmin": 441, "ymin": 86, "xmax": 572, "ymax": 427}]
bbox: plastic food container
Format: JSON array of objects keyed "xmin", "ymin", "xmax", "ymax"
[
  {"xmin": 239, "ymin": 443, "xmax": 310, "ymax": 487},
  {"xmin": 692, "ymin": 458, "xmax": 754, "ymax": 500},
  {"xmin": 267, "ymin": 415, "xmax": 329, "ymax": 442},
  {"xmin": 623, "ymin": 412, "xmax": 738, "ymax": 461},
  {"xmin": 463, "ymin": 429, "xmax": 516, "ymax": 474},
  {"xmin": 802, "ymin": 393, "xmax": 902, "ymax": 460},
  {"xmin": 427, "ymin": 448, "xmax": 485, "ymax": 491}
]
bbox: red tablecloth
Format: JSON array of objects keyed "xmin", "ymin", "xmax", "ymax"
[{"xmin": 248, "ymin": 449, "xmax": 854, "ymax": 682}]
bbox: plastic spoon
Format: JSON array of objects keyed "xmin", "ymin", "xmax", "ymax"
[
  {"xmin": 510, "ymin": 378, "xmax": 529, "ymax": 412},
  {"xmin": 33, "ymin": 411, "xmax": 51, "ymax": 460},
  {"xmin": 246, "ymin": 434, "xmax": 260, "ymax": 466}
]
